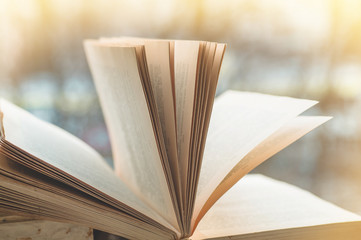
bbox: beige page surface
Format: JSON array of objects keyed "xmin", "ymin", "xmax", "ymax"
[
  {"xmin": 192, "ymin": 174, "xmax": 361, "ymax": 239},
  {"xmin": 173, "ymin": 41, "xmax": 200, "ymax": 200},
  {"xmin": 194, "ymin": 91, "xmax": 317, "ymax": 226},
  {"xmin": 84, "ymin": 43, "xmax": 179, "ymax": 231},
  {"xmin": 0, "ymin": 99, "xmax": 176, "ymax": 230},
  {"xmin": 192, "ymin": 116, "xmax": 331, "ymax": 229}
]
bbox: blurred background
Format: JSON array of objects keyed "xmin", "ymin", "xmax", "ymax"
[{"xmin": 0, "ymin": 0, "xmax": 360, "ymax": 217}]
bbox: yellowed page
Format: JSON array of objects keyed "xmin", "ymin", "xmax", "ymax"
[
  {"xmin": 173, "ymin": 40, "xmax": 200, "ymax": 199},
  {"xmin": 100, "ymin": 37, "xmax": 181, "ymax": 194},
  {"xmin": 190, "ymin": 43, "xmax": 226, "ymax": 205},
  {"xmin": 84, "ymin": 42, "xmax": 178, "ymax": 231},
  {"xmin": 192, "ymin": 116, "xmax": 331, "ymax": 229},
  {"xmin": 194, "ymin": 91, "xmax": 317, "ymax": 226},
  {"xmin": 143, "ymin": 40, "xmax": 180, "ymax": 197},
  {"xmin": 0, "ymin": 99, "xmax": 176, "ymax": 230},
  {"xmin": 0, "ymin": 155, "xmax": 177, "ymax": 240},
  {"xmin": 192, "ymin": 174, "xmax": 361, "ymax": 239},
  {"xmin": 97, "ymin": 38, "xmax": 183, "ymax": 231}
]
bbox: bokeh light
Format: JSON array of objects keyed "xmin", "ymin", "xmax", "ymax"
[{"xmin": 1, "ymin": 0, "xmax": 360, "ymax": 216}]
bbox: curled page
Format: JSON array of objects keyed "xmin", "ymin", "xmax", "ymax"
[
  {"xmin": 84, "ymin": 42, "xmax": 179, "ymax": 231},
  {"xmin": 193, "ymin": 91, "xmax": 318, "ymax": 229}
]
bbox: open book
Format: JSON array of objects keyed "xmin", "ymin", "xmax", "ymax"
[{"xmin": 0, "ymin": 37, "xmax": 360, "ymax": 239}]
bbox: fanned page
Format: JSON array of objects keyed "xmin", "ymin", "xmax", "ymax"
[
  {"xmin": 192, "ymin": 174, "xmax": 361, "ymax": 240},
  {"xmin": 100, "ymin": 37, "xmax": 181, "ymax": 206},
  {"xmin": 96, "ymin": 38, "xmax": 227, "ymax": 233},
  {"xmin": 194, "ymin": 115, "xmax": 331, "ymax": 230},
  {"xmin": 173, "ymin": 40, "xmax": 200, "ymax": 204},
  {"xmin": 0, "ymin": 99, "xmax": 177, "ymax": 233},
  {"xmin": 84, "ymin": 42, "xmax": 179, "ymax": 232},
  {"xmin": 0, "ymin": 35, "xmax": 348, "ymax": 240},
  {"xmin": 192, "ymin": 91, "xmax": 321, "ymax": 230},
  {"xmin": 142, "ymin": 40, "xmax": 180, "ymax": 202},
  {"xmin": 0, "ymin": 155, "xmax": 175, "ymax": 240},
  {"xmin": 172, "ymin": 41, "xmax": 226, "ymax": 234},
  {"xmin": 186, "ymin": 43, "xmax": 226, "ymax": 229}
]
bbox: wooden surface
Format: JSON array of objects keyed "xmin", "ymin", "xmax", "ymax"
[{"xmin": 0, "ymin": 212, "xmax": 93, "ymax": 240}]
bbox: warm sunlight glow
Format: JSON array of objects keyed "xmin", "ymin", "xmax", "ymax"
[{"xmin": 1, "ymin": 0, "xmax": 361, "ymax": 218}]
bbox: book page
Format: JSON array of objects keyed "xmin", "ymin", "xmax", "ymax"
[
  {"xmin": 84, "ymin": 42, "xmax": 178, "ymax": 230},
  {"xmin": 192, "ymin": 174, "xmax": 361, "ymax": 239},
  {"xmin": 192, "ymin": 116, "xmax": 331, "ymax": 229},
  {"xmin": 142, "ymin": 40, "xmax": 180, "ymax": 200},
  {"xmin": 97, "ymin": 38, "xmax": 183, "ymax": 230},
  {"xmin": 173, "ymin": 40, "xmax": 200, "ymax": 201},
  {"xmin": 194, "ymin": 91, "xmax": 317, "ymax": 228},
  {"xmin": 0, "ymin": 155, "xmax": 177, "ymax": 240},
  {"xmin": 0, "ymin": 99, "xmax": 173, "ymax": 229},
  {"xmin": 100, "ymin": 38, "xmax": 180, "ymax": 196},
  {"xmin": 189, "ymin": 43, "xmax": 226, "ymax": 211}
]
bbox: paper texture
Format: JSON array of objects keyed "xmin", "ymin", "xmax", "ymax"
[
  {"xmin": 192, "ymin": 174, "xmax": 361, "ymax": 239},
  {"xmin": 84, "ymin": 42, "xmax": 178, "ymax": 230},
  {"xmin": 194, "ymin": 91, "xmax": 318, "ymax": 227}
]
